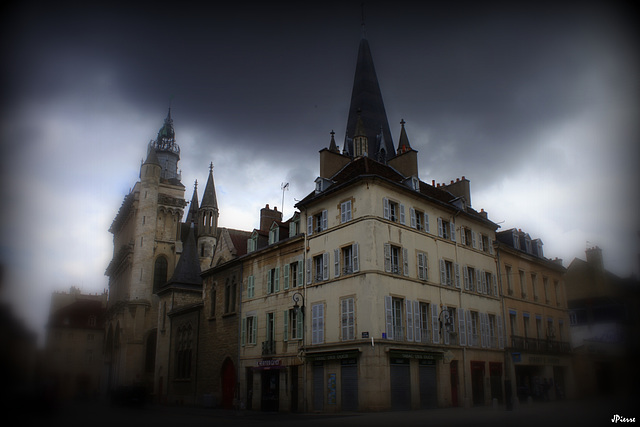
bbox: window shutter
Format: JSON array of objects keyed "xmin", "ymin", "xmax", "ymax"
[
  {"xmin": 322, "ymin": 252, "xmax": 329, "ymax": 280},
  {"xmin": 383, "ymin": 198, "xmax": 390, "ymax": 220},
  {"xmin": 439, "ymin": 259, "xmax": 446, "ymax": 285},
  {"xmin": 460, "ymin": 227, "xmax": 466, "ymax": 245},
  {"xmin": 406, "ymin": 300, "xmax": 414, "ymax": 342},
  {"xmin": 482, "ymin": 272, "xmax": 488, "ymax": 294},
  {"xmin": 334, "ymin": 249, "xmax": 340, "ymax": 277},
  {"xmin": 384, "ymin": 243, "xmax": 391, "ymax": 273},
  {"xmin": 417, "ymin": 253, "xmax": 425, "ymax": 280},
  {"xmin": 463, "ymin": 266, "xmax": 470, "ymax": 290},
  {"xmin": 454, "ymin": 263, "xmax": 461, "ymax": 288},
  {"xmin": 424, "ymin": 213, "xmax": 430, "ymax": 233},
  {"xmin": 431, "ymin": 304, "xmax": 440, "ymax": 344},
  {"xmin": 410, "ymin": 208, "xmax": 416, "ymax": 228},
  {"xmin": 321, "ymin": 210, "xmax": 328, "ymax": 231},
  {"xmin": 476, "ymin": 272, "xmax": 482, "ymax": 294},
  {"xmin": 399, "ymin": 204, "xmax": 406, "ymax": 225},
  {"xmin": 437, "ymin": 217, "xmax": 443, "ymax": 238},
  {"xmin": 458, "ymin": 308, "xmax": 466, "ymax": 346},
  {"xmin": 267, "ymin": 270, "xmax": 272, "ymax": 294},
  {"xmin": 297, "ymin": 307, "xmax": 304, "ymax": 340},
  {"xmin": 274, "ymin": 267, "xmax": 280, "ymax": 292},
  {"xmin": 297, "ymin": 260, "xmax": 303, "ymax": 286},
  {"xmin": 466, "ymin": 309, "xmax": 473, "ymax": 346},
  {"xmin": 403, "ymin": 247, "xmax": 409, "ymax": 276},
  {"xmin": 489, "ymin": 238, "xmax": 494, "ymax": 255},
  {"xmin": 493, "ymin": 274, "xmax": 498, "ymax": 296},
  {"xmin": 450, "ymin": 221, "xmax": 456, "ymax": 242},
  {"xmin": 241, "ymin": 317, "xmax": 246, "ymax": 346},
  {"xmin": 283, "ymin": 310, "xmax": 289, "ymax": 342},
  {"xmin": 472, "ymin": 231, "xmax": 477, "ymax": 249},
  {"xmin": 353, "ymin": 243, "xmax": 359, "ymax": 272},
  {"xmin": 341, "ymin": 202, "xmax": 347, "ymax": 223},
  {"xmin": 414, "ymin": 301, "xmax": 421, "ymax": 343},
  {"xmin": 252, "ymin": 316, "xmax": 257, "ymax": 344},
  {"xmin": 248, "ymin": 275, "xmax": 254, "ymax": 298},
  {"xmin": 497, "ymin": 315, "xmax": 504, "ymax": 349},
  {"xmin": 306, "ymin": 258, "xmax": 311, "ymax": 285},
  {"xmin": 307, "ymin": 216, "xmax": 313, "ymax": 235},
  {"xmin": 312, "ymin": 304, "xmax": 324, "ymax": 344},
  {"xmin": 478, "ymin": 234, "xmax": 483, "ymax": 251},
  {"xmin": 283, "ymin": 265, "xmax": 290, "ymax": 290},
  {"xmin": 384, "ymin": 295, "xmax": 394, "ymax": 340}
]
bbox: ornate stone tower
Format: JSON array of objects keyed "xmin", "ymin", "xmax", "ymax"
[
  {"xmin": 197, "ymin": 163, "xmax": 219, "ymax": 269},
  {"xmin": 105, "ymin": 109, "xmax": 187, "ymax": 394}
]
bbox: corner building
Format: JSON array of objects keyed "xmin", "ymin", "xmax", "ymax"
[{"xmin": 293, "ymin": 34, "xmax": 505, "ymax": 411}]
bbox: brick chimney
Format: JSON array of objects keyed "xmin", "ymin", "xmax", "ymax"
[{"xmin": 260, "ymin": 204, "xmax": 283, "ymax": 232}]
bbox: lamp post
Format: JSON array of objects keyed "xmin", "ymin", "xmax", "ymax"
[
  {"xmin": 292, "ymin": 290, "xmax": 306, "ymax": 412},
  {"xmin": 292, "ymin": 291, "xmax": 305, "ymax": 316},
  {"xmin": 439, "ymin": 306, "xmax": 454, "ymax": 341}
]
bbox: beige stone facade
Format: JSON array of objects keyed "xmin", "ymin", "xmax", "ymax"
[
  {"xmin": 495, "ymin": 229, "xmax": 574, "ymax": 405},
  {"xmin": 296, "ymin": 163, "xmax": 504, "ymax": 411}
]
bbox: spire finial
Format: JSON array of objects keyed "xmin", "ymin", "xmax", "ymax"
[
  {"xmin": 361, "ymin": 2, "xmax": 366, "ymax": 39},
  {"xmin": 209, "ymin": 162, "xmax": 214, "ymax": 173},
  {"xmin": 194, "ymin": 179, "xmax": 198, "ymax": 190},
  {"xmin": 400, "ymin": 118, "xmax": 406, "ymax": 127}
]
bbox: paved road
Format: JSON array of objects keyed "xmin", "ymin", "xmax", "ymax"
[{"xmin": 22, "ymin": 395, "xmax": 638, "ymax": 427}]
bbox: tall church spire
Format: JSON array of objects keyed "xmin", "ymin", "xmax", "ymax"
[
  {"xmin": 343, "ymin": 31, "xmax": 394, "ymax": 162},
  {"xmin": 149, "ymin": 108, "xmax": 181, "ymax": 182}
]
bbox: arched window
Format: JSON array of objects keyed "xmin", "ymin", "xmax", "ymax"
[
  {"xmin": 153, "ymin": 256, "xmax": 168, "ymax": 292},
  {"xmin": 175, "ymin": 323, "xmax": 193, "ymax": 379}
]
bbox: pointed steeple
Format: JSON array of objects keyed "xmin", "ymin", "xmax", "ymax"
[
  {"xmin": 165, "ymin": 225, "xmax": 202, "ymax": 288},
  {"xmin": 185, "ymin": 180, "xmax": 199, "ymax": 224},
  {"xmin": 343, "ymin": 34, "xmax": 394, "ymax": 161},
  {"xmin": 396, "ymin": 119, "xmax": 413, "ymax": 154},
  {"xmin": 200, "ymin": 162, "xmax": 218, "ymax": 210},
  {"xmin": 149, "ymin": 108, "xmax": 181, "ymax": 182},
  {"xmin": 328, "ymin": 130, "xmax": 339, "ymax": 153}
]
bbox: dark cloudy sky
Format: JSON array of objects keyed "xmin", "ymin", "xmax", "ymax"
[{"xmin": 2, "ymin": 0, "xmax": 638, "ymax": 343}]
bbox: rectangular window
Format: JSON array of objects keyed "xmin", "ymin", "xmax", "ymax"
[
  {"xmin": 554, "ymin": 280, "xmax": 561, "ymax": 306},
  {"xmin": 383, "ymin": 198, "xmax": 405, "ymax": 224},
  {"xmin": 417, "ymin": 251, "xmax": 428, "ymax": 281},
  {"xmin": 439, "ymin": 259, "xmax": 459, "ymax": 287},
  {"xmin": 336, "ymin": 243, "xmax": 360, "ymax": 275},
  {"xmin": 242, "ymin": 315, "xmax": 257, "ymax": 345},
  {"xmin": 267, "ymin": 267, "xmax": 280, "ymax": 294},
  {"xmin": 410, "ymin": 208, "xmax": 428, "ymax": 232},
  {"xmin": 531, "ymin": 273, "xmax": 538, "ymax": 301},
  {"xmin": 340, "ymin": 200, "xmax": 352, "ymax": 223},
  {"xmin": 505, "ymin": 265, "xmax": 513, "ymax": 295},
  {"xmin": 468, "ymin": 311, "xmax": 479, "ymax": 346},
  {"xmin": 310, "ymin": 210, "xmax": 328, "ymax": 234},
  {"xmin": 464, "ymin": 266, "xmax": 476, "ymax": 291},
  {"xmin": 341, "ymin": 297, "xmax": 355, "ymax": 341},
  {"xmin": 285, "ymin": 308, "xmax": 303, "ymax": 341},
  {"xmin": 519, "ymin": 270, "xmax": 527, "ymax": 298},
  {"xmin": 437, "ymin": 217, "xmax": 456, "ymax": 242},
  {"xmin": 523, "ymin": 313, "xmax": 531, "ymax": 338},
  {"xmin": 543, "ymin": 277, "xmax": 550, "ymax": 304},
  {"xmin": 384, "ymin": 243, "xmax": 403, "ymax": 275},
  {"xmin": 460, "ymin": 227, "xmax": 474, "ymax": 247},
  {"xmin": 488, "ymin": 314, "xmax": 497, "ymax": 348},
  {"xmin": 419, "ymin": 302, "xmax": 430, "ymax": 343},
  {"xmin": 536, "ymin": 316, "xmax": 543, "ymax": 339},
  {"xmin": 311, "ymin": 303, "xmax": 324, "ymax": 344},
  {"xmin": 313, "ymin": 253, "xmax": 329, "ymax": 282},
  {"xmin": 509, "ymin": 310, "xmax": 518, "ymax": 336},
  {"xmin": 392, "ymin": 297, "xmax": 404, "ymax": 340}
]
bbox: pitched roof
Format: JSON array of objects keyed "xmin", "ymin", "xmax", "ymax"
[{"xmin": 164, "ymin": 225, "xmax": 202, "ymax": 289}]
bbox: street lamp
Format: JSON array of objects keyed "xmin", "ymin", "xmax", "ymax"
[
  {"xmin": 439, "ymin": 306, "xmax": 455, "ymax": 340},
  {"xmin": 292, "ymin": 291, "xmax": 305, "ymax": 316}
]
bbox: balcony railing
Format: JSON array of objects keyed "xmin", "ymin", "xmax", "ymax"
[
  {"xmin": 510, "ymin": 335, "xmax": 571, "ymax": 353},
  {"xmin": 262, "ymin": 340, "xmax": 275, "ymax": 356}
]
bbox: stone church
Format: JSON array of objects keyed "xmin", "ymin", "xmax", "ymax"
[{"xmin": 104, "ymin": 110, "xmax": 221, "ymax": 401}]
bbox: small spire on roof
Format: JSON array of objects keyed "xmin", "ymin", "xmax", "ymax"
[
  {"xmin": 329, "ymin": 130, "xmax": 339, "ymax": 153},
  {"xmin": 397, "ymin": 118, "xmax": 413, "ymax": 154}
]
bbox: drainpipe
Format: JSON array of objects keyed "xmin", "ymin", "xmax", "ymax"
[
  {"xmin": 452, "ymin": 211, "xmax": 469, "ymax": 408},
  {"xmin": 302, "ymin": 208, "xmax": 308, "ymax": 413}
]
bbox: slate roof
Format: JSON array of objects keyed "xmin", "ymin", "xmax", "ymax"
[{"xmin": 163, "ymin": 225, "xmax": 202, "ymax": 290}]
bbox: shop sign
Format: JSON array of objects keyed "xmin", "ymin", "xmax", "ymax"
[
  {"xmin": 389, "ymin": 350, "xmax": 443, "ymax": 360},
  {"xmin": 307, "ymin": 351, "xmax": 359, "ymax": 361},
  {"xmin": 257, "ymin": 359, "xmax": 281, "ymax": 368}
]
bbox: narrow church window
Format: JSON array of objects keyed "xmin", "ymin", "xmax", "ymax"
[{"xmin": 153, "ymin": 256, "xmax": 168, "ymax": 292}]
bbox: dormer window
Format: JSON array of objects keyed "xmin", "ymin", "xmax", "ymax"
[
  {"xmin": 289, "ymin": 215, "xmax": 300, "ymax": 236},
  {"xmin": 268, "ymin": 223, "xmax": 280, "ymax": 245},
  {"xmin": 247, "ymin": 232, "xmax": 258, "ymax": 253},
  {"xmin": 314, "ymin": 177, "xmax": 333, "ymax": 193},
  {"xmin": 404, "ymin": 176, "xmax": 420, "ymax": 191}
]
